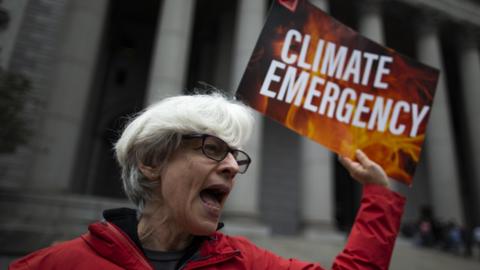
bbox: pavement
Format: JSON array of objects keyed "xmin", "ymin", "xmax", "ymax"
[
  {"xmin": 222, "ymin": 219, "xmax": 480, "ymax": 269},
  {"xmin": 247, "ymin": 233, "xmax": 480, "ymax": 270}
]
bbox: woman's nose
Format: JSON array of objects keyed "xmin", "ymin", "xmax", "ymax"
[{"xmin": 219, "ymin": 152, "xmax": 240, "ymax": 177}]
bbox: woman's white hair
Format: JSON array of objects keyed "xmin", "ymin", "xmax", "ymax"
[{"xmin": 114, "ymin": 93, "xmax": 254, "ymax": 211}]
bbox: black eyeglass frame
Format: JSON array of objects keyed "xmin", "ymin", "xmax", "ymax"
[{"xmin": 182, "ymin": 134, "xmax": 251, "ymax": 174}]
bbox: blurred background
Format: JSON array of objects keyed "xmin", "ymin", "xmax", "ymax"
[{"xmin": 0, "ymin": 0, "xmax": 479, "ymax": 268}]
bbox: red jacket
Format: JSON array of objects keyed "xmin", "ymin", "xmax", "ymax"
[{"xmin": 9, "ymin": 184, "xmax": 405, "ymax": 270}]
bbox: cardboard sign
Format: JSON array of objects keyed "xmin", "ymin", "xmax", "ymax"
[{"xmin": 235, "ymin": 0, "xmax": 439, "ymax": 185}]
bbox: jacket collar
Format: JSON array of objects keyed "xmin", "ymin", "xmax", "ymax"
[
  {"xmin": 86, "ymin": 208, "xmax": 230, "ymax": 269},
  {"xmin": 82, "ymin": 221, "xmax": 153, "ymax": 270},
  {"xmin": 103, "ymin": 208, "xmax": 143, "ymax": 250}
]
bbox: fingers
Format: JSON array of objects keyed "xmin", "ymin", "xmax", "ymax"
[
  {"xmin": 338, "ymin": 155, "xmax": 363, "ymax": 176},
  {"xmin": 355, "ymin": 149, "xmax": 371, "ymax": 167},
  {"xmin": 338, "ymin": 155, "xmax": 353, "ymax": 171},
  {"xmin": 339, "ymin": 150, "xmax": 390, "ymax": 188}
]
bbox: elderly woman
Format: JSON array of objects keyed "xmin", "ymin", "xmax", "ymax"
[{"xmin": 10, "ymin": 93, "xmax": 405, "ymax": 270}]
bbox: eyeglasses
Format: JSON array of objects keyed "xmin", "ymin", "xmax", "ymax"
[{"xmin": 182, "ymin": 134, "xmax": 251, "ymax": 174}]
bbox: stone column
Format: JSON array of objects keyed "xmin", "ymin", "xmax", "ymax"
[
  {"xmin": 357, "ymin": 0, "xmax": 384, "ymax": 44},
  {"xmin": 145, "ymin": 0, "xmax": 196, "ymax": 103},
  {"xmin": 230, "ymin": 0, "xmax": 265, "ymax": 86},
  {"xmin": 301, "ymin": 138, "xmax": 334, "ymax": 231},
  {"xmin": 225, "ymin": 0, "xmax": 265, "ymax": 218},
  {"xmin": 358, "ymin": 0, "xmax": 432, "ymax": 220},
  {"xmin": 394, "ymin": 151, "xmax": 432, "ymax": 222},
  {"xmin": 309, "ymin": 0, "xmax": 329, "ymax": 11},
  {"xmin": 457, "ymin": 29, "xmax": 480, "ymax": 224},
  {"xmin": 357, "ymin": 0, "xmax": 406, "ymax": 193},
  {"xmin": 301, "ymin": 0, "xmax": 334, "ymax": 234},
  {"xmin": 416, "ymin": 16, "xmax": 464, "ymax": 224},
  {"xmin": 29, "ymin": 0, "xmax": 109, "ymax": 191}
]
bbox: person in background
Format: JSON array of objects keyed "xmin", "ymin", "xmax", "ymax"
[
  {"xmin": 474, "ymin": 226, "xmax": 480, "ymax": 259},
  {"xmin": 10, "ymin": 93, "xmax": 405, "ymax": 270},
  {"xmin": 415, "ymin": 205, "xmax": 437, "ymax": 247},
  {"xmin": 461, "ymin": 225, "xmax": 473, "ymax": 257}
]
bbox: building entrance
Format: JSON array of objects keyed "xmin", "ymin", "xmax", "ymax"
[{"xmin": 73, "ymin": 0, "xmax": 161, "ymax": 198}]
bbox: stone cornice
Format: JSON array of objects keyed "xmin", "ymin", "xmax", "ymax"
[
  {"xmin": 458, "ymin": 25, "xmax": 480, "ymax": 48},
  {"xmin": 394, "ymin": 0, "xmax": 480, "ymax": 27}
]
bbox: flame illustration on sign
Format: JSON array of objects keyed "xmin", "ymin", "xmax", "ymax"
[{"xmin": 236, "ymin": 0, "xmax": 438, "ymax": 185}]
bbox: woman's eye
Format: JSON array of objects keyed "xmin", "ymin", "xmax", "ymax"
[{"xmin": 204, "ymin": 143, "xmax": 221, "ymax": 154}]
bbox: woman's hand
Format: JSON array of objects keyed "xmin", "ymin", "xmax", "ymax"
[{"xmin": 338, "ymin": 149, "xmax": 390, "ymax": 188}]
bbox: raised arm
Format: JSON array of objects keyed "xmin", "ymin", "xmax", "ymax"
[
  {"xmin": 333, "ymin": 150, "xmax": 406, "ymax": 270},
  {"xmin": 231, "ymin": 150, "xmax": 405, "ymax": 270}
]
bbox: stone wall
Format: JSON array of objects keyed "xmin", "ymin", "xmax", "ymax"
[{"xmin": 0, "ymin": 0, "xmax": 69, "ymax": 189}]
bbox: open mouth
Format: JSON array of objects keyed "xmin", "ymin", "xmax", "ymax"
[{"xmin": 199, "ymin": 185, "xmax": 229, "ymax": 210}]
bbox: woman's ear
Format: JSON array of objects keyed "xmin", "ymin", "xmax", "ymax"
[{"xmin": 139, "ymin": 163, "xmax": 160, "ymax": 181}]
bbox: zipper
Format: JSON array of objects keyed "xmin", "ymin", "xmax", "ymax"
[
  {"xmin": 177, "ymin": 255, "xmax": 212, "ymax": 270},
  {"xmin": 105, "ymin": 222, "xmax": 154, "ymax": 270},
  {"xmin": 180, "ymin": 249, "xmax": 241, "ymax": 270}
]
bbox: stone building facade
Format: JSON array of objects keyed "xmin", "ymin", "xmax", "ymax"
[{"xmin": 0, "ymin": 0, "xmax": 479, "ymax": 258}]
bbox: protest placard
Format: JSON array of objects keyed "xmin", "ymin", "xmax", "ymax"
[{"xmin": 236, "ymin": 0, "xmax": 439, "ymax": 185}]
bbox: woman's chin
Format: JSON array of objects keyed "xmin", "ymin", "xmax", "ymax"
[
  {"xmin": 189, "ymin": 219, "xmax": 219, "ymax": 236},
  {"xmin": 188, "ymin": 201, "xmax": 222, "ymax": 235}
]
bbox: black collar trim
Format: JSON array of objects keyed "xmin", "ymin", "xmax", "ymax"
[{"xmin": 102, "ymin": 207, "xmax": 223, "ymax": 268}]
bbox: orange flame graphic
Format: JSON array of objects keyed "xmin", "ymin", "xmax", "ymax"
[{"xmin": 236, "ymin": 0, "xmax": 438, "ymax": 185}]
